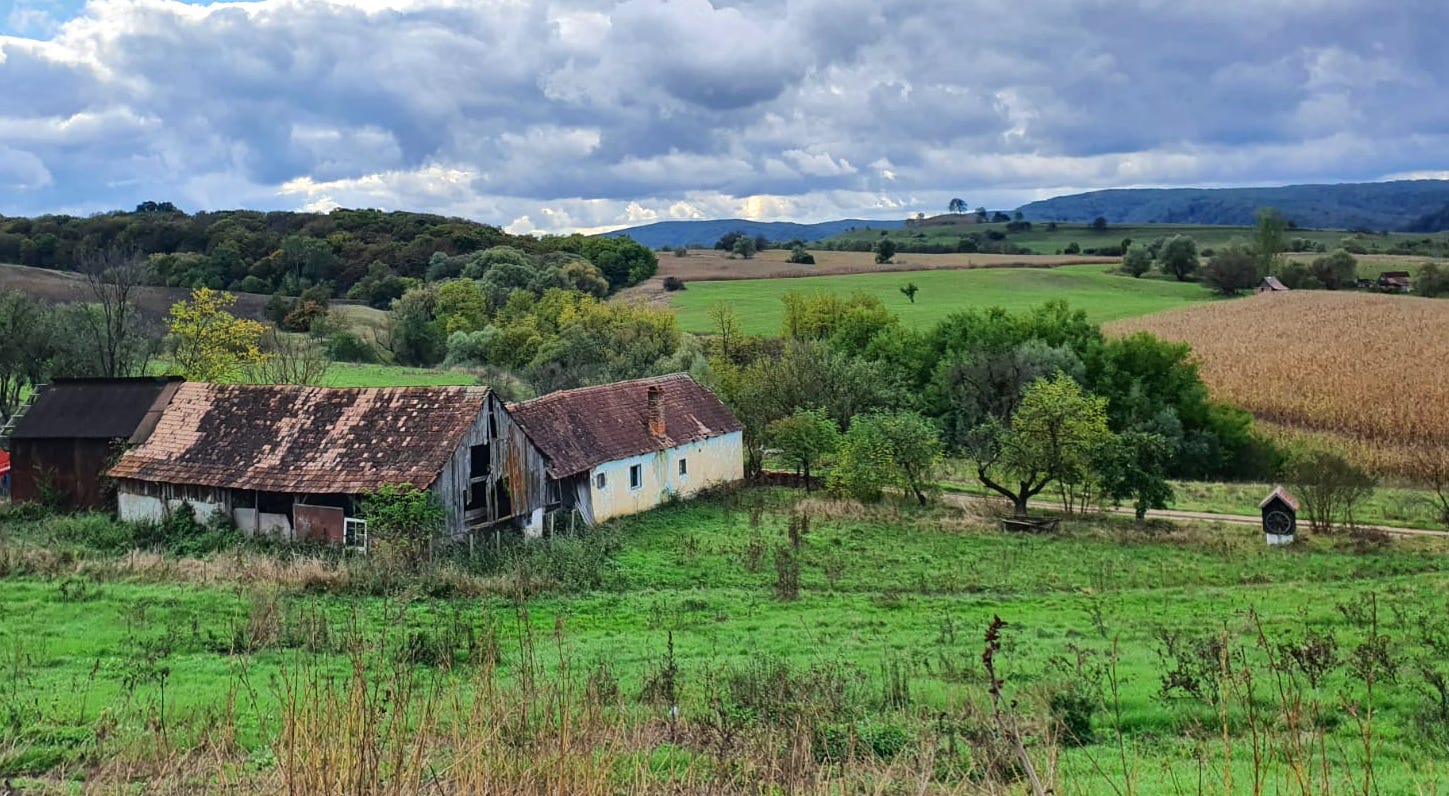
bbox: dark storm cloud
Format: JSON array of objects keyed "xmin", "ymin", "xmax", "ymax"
[{"xmin": 0, "ymin": 0, "xmax": 1446, "ymax": 231}]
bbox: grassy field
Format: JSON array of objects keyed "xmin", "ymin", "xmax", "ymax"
[
  {"xmin": 823, "ymin": 219, "xmax": 1441, "ymax": 256},
  {"xmin": 320, "ymin": 361, "xmax": 481, "ymax": 388},
  {"xmin": 4, "ymin": 492, "xmax": 1449, "ymax": 791},
  {"xmin": 669, "ymin": 264, "xmax": 1217, "ymax": 335}
]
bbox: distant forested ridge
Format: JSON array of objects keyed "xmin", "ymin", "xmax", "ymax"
[
  {"xmin": 600, "ymin": 218, "xmax": 905, "ymax": 249},
  {"xmin": 0, "ymin": 204, "xmax": 658, "ymax": 300},
  {"xmin": 1016, "ymin": 180, "xmax": 1449, "ymax": 231}
]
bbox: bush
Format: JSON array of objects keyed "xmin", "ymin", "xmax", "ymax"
[
  {"xmin": 787, "ymin": 246, "xmax": 815, "ymax": 265},
  {"xmin": 662, "ymin": 276, "xmax": 686, "ymax": 291},
  {"xmin": 328, "ymin": 330, "xmax": 378, "ymax": 363}
]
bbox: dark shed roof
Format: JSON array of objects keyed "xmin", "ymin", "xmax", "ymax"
[
  {"xmin": 510, "ymin": 373, "xmax": 743, "ymax": 478},
  {"xmin": 11, "ymin": 378, "xmax": 182, "ymax": 441},
  {"xmin": 109, "ymin": 382, "xmax": 491, "ymax": 493}
]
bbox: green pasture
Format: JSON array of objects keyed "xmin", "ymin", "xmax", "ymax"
[
  {"xmin": 4, "ymin": 493, "xmax": 1449, "ymax": 789},
  {"xmin": 320, "ymin": 361, "xmax": 480, "ymax": 388},
  {"xmin": 669, "ymin": 264, "xmax": 1216, "ymax": 335},
  {"xmin": 825, "ymin": 221, "xmax": 1435, "ymax": 255}
]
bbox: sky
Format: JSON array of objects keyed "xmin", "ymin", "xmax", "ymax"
[{"xmin": 2, "ymin": 0, "xmax": 1448, "ymax": 234}]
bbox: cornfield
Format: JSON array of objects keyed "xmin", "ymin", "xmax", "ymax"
[{"xmin": 1109, "ymin": 291, "xmax": 1449, "ymax": 478}]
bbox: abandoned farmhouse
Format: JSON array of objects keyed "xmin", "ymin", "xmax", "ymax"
[{"xmin": 1, "ymin": 373, "xmax": 742, "ymax": 543}]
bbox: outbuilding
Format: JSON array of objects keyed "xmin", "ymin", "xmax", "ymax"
[
  {"xmin": 1, "ymin": 377, "xmax": 181, "ymax": 509},
  {"xmin": 1256, "ymin": 276, "xmax": 1290, "ymax": 293},
  {"xmin": 108, "ymin": 382, "xmax": 549, "ymax": 544},
  {"xmin": 510, "ymin": 373, "xmax": 744, "ymax": 525}
]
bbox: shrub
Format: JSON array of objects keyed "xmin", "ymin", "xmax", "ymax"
[
  {"xmin": 672, "ymin": 246, "xmax": 688, "ymax": 257},
  {"xmin": 662, "ymin": 276, "xmax": 686, "ymax": 291},
  {"xmin": 787, "ymin": 246, "xmax": 815, "ymax": 265},
  {"xmin": 328, "ymin": 330, "xmax": 377, "ymax": 363}
]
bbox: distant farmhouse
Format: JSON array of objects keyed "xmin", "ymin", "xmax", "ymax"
[
  {"xmin": 2, "ymin": 378, "xmax": 181, "ymax": 509},
  {"xmin": 1256, "ymin": 276, "xmax": 1290, "ymax": 293},
  {"xmin": 511, "ymin": 374, "xmax": 744, "ymax": 525},
  {"xmin": 108, "ymin": 383, "xmax": 550, "ymax": 542},
  {"xmin": 1378, "ymin": 271, "xmax": 1414, "ymax": 293}
]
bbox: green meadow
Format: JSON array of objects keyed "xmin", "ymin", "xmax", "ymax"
[
  {"xmin": 669, "ymin": 264, "xmax": 1216, "ymax": 335},
  {"xmin": 4, "ymin": 493, "xmax": 1449, "ymax": 791}
]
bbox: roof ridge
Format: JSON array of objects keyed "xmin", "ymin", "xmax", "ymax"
[{"xmin": 516, "ymin": 372, "xmax": 691, "ymax": 407}]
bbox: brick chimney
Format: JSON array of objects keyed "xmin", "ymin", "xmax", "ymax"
[{"xmin": 647, "ymin": 385, "xmax": 666, "ymax": 438}]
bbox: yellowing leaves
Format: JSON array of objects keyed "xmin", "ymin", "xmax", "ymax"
[{"xmin": 166, "ymin": 287, "xmax": 269, "ymax": 382}]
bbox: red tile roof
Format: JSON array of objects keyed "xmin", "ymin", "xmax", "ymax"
[
  {"xmin": 108, "ymin": 383, "xmax": 489, "ymax": 494},
  {"xmin": 1259, "ymin": 485, "xmax": 1301, "ymax": 512},
  {"xmin": 509, "ymin": 374, "xmax": 742, "ymax": 478}
]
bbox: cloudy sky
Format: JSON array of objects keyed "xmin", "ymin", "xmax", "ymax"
[{"xmin": 1, "ymin": 0, "xmax": 1447, "ymax": 233}]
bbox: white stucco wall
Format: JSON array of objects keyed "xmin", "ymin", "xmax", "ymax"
[
  {"xmin": 117, "ymin": 484, "xmax": 225, "ymax": 525},
  {"xmin": 587, "ymin": 431, "xmax": 743, "ymax": 523}
]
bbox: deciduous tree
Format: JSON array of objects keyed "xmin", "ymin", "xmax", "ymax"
[
  {"xmin": 766, "ymin": 409, "xmax": 840, "ymax": 489},
  {"xmin": 1158, "ymin": 235, "xmax": 1200, "ymax": 281},
  {"xmin": 966, "ymin": 373, "xmax": 1113, "ymax": 517},
  {"xmin": 166, "ymin": 287, "xmax": 269, "ymax": 382}
]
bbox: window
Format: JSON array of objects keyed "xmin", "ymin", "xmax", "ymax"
[
  {"xmin": 595, "ymin": 472, "xmax": 607, "ymax": 490},
  {"xmin": 629, "ymin": 464, "xmax": 642, "ymax": 490},
  {"xmin": 678, "ymin": 458, "xmax": 688, "ymax": 476}
]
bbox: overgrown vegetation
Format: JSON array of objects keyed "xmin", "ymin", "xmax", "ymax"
[{"xmin": 4, "ymin": 493, "xmax": 1449, "ymax": 792}]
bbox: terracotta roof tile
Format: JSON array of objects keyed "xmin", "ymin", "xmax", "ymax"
[
  {"xmin": 109, "ymin": 383, "xmax": 488, "ymax": 493},
  {"xmin": 509, "ymin": 373, "xmax": 741, "ymax": 478}
]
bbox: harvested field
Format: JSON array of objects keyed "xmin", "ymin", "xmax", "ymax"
[
  {"xmin": 618, "ymin": 248, "xmax": 1117, "ymax": 306},
  {"xmin": 0, "ymin": 262, "xmax": 388, "ymax": 331},
  {"xmin": 1110, "ymin": 291, "xmax": 1449, "ymax": 476}
]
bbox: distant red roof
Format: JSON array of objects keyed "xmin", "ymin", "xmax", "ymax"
[{"xmin": 510, "ymin": 374, "xmax": 742, "ymax": 478}]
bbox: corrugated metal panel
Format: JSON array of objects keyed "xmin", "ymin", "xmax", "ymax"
[{"xmin": 295, "ymin": 505, "xmax": 345, "ymax": 544}]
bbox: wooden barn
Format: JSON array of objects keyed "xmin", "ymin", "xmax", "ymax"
[
  {"xmin": 510, "ymin": 373, "xmax": 743, "ymax": 525},
  {"xmin": 108, "ymin": 383, "xmax": 550, "ymax": 544},
  {"xmin": 1256, "ymin": 276, "xmax": 1290, "ymax": 293},
  {"xmin": 0, "ymin": 377, "xmax": 181, "ymax": 509}
]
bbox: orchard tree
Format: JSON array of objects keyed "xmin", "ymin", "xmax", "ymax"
[
  {"xmin": 1158, "ymin": 235, "xmax": 1200, "ymax": 281},
  {"xmin": 948, "ymin": 198, "xmax": 968, "ymax": 214},
  {"xmin": 1201, "ymin": 241, "xmax": 1260, "ymax": 296},
  {"xmin": 1308, "ymin": 249, "xmax": 1357, "ymax": 290},
  {"xmin": 1122, "ymin": 244, "xmax": 1153, "ymax": 278},
  {"xmin": 766, "ymin": 409, "xmax": 840, "ymax": 489},
  {"xmin": 732, "ymin": 236, "xmax": 757, "ymax": 259},
  {"xmin": 900, "ymin": 282, "xmax": 919, "ymax": 303},
  {"xmin": 874, "ymin": 238, "xmax": 896, "ymax": 264},
  {"xmin": 965, "ymin": 373, "xmax": 1113, "ymax": 517},
  {"xmin": 166, "ymin": 287, "xmax": 268, "ymax": 381},
  {"xmin": 830, "ymin": 410, "xmax": 942, "ymax": 505},
  {"xmin": 1096, "ymin": 431, "xmax": 1174, "ymax": 526}
]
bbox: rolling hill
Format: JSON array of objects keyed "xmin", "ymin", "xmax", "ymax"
[{"xmin": 1016, "ymin": 179, "xmax": 1449, "ymax": 231}]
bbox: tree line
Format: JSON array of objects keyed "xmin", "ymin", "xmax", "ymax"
[
  {"xmin": 0, "ymin": 204, "xmax": 658, "ymax": 301},
  {"xmin": 707, "ymin": 293, "xmax": 1281, "ymax": 519}
]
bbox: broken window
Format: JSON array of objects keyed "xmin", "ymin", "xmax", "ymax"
[
  {"xmin": 595, "ymin": 472, "xmax": 606, "ymax": 490},
  {"xmin": 466, "ymin": 481, "xmax": 488, "ymax": 511},
  {"xmin": 469, "ymin": 443, "xmax": 490, "ymax": 477}
]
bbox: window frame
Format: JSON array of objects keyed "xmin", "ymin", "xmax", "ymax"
[
  {"xmin": 595, "ymin": 472, "xmax": 607, "ymax": 490},
  {"xmin": 678, "ymin": 458, "xmax": 688, "ymax": 477},
  {"xmin": 629, "ymin": 463, "xmax": 643, "ymax": 490}
]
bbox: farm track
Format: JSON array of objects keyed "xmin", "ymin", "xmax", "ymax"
[{"xmin": 944, "ymin": 492, "xmax": 1446, "ymax": 538}]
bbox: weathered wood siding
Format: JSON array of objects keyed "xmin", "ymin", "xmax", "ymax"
[{"xmin": 435, "ymin": 393, "xmax": 551, "ymax": 535}]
